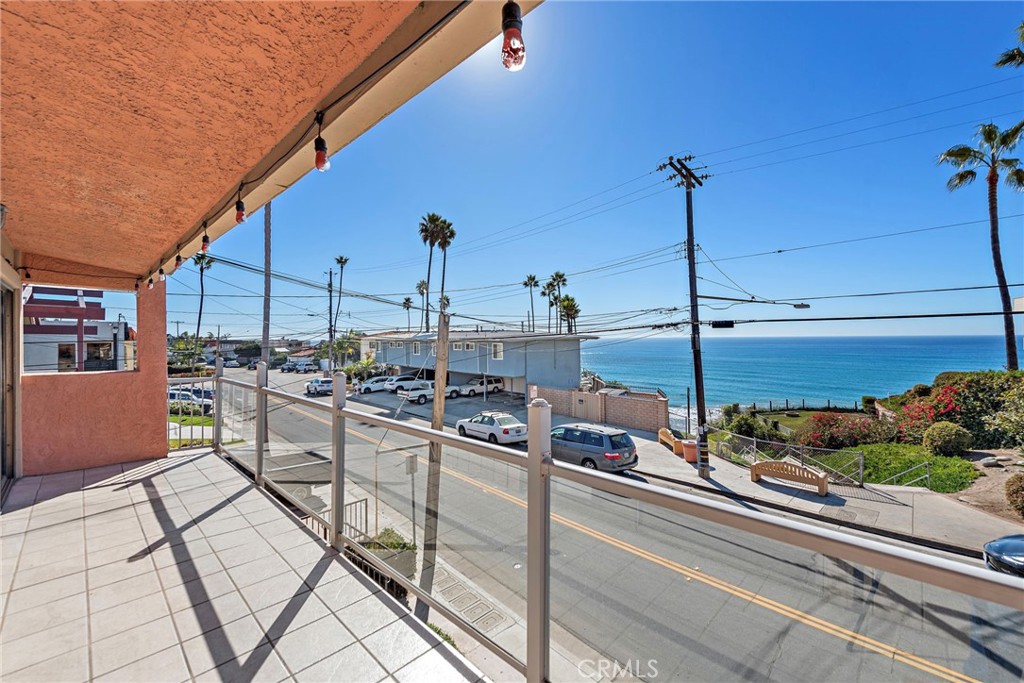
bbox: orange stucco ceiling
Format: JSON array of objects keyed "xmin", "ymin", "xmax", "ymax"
[{"xmin": 1, "ymin": 1, "xmax": 468, "ymax": 287}]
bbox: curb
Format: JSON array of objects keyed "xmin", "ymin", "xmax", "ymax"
[{"xmin": 634, "ymin": 468, "xmax": 982, "ymax": 559}]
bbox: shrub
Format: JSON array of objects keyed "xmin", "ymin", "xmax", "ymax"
[
  {"xmin": 168, "ymin": 400, "xmax": 204, "ymax": 416},
  {"xmin": 1007, "ymin": 474, "xmax": 1024, "ymax": 519},
  {"xmin": 911, "ymin": 383, "xmax": 932, "ymax": 397},
  {"xmin": 860, "ymin": 443, "xmax": 978, "ymax": 493},
  {"xmin": 721, "ymin": 403, "xmax": 739, "ymax": 423},
  {"xmin": 727, "ymin": 414, "xmax": 758, "ymax": 438},
  {"xmin": 922, "ymin": 421, "xmax": 973, "ymax": 457},
  {"xmin": 862, "ymin": 396, "xmax": 877, "ymax": 413},
  {"xmin": 984, "ymin": 382, "xmax": 1024, "ymax": 451},
  {"xmin": 368, "ymin": 527, "xmax": 416, "ymax": 551},
  {"xmin": 797, "ymin": 412, "xmax": 877, "ymax": 449}
]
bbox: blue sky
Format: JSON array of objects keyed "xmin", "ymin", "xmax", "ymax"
[{"xmin": 152, "ymin": 1, "xmax": 1023, "ymax": 342}]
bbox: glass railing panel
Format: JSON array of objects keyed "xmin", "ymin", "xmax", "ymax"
[
  {"xmin": 263, "ymin": 395, "xmax": 332, "ymax": 524},
  {"xmin": 218, "ymin": 382, "xmax": 257, "ymax": 471},
  {"xmin": 548, "ymin": 473, "xmax": 1023, "ymax": 682}
]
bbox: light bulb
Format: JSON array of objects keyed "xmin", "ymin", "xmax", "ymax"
[
  {"xmin": 175, "ymin": 254, "xmax": 182, "ymax": 269},
  {"xmin": 315, "ymin": 136, "xmax": 330, "ymax": 172},
  {"xmin": 501, "ymin": 1, "xmax": 525, "ymax": 72},
  {"xmin": 201, "ymin": 234, "xmax": 210, "ymax": 253},
  {"xmin": 23, "ymin": 269, "xmax": 31, "ymax": 280},
  {"xmin": 159, "ymin": 269, "xmax": 166, "ymax": 282},
  {"xmin": 147, "ymin": 278, "xmax": 154, "ymax": 290},
  {"xmin": 235, "ymin": 199, "xmax": 246, "ymax": 223}
]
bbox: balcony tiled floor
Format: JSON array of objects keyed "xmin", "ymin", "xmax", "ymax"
[{"xmin": 0, "ymin": 451, "xmax": 483, "ymax": 682}]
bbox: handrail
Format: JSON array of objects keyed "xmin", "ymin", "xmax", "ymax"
[
  {"xmin": 879, "ymin": 460, "xmax": 932, "ymax": 488},
  {"xmin": 219, "ymin": 376, "xmax": 254, "ymax": 390},
  {"xmin": 168, "ymin": 375, "xmax": 215, "ymax": 385},
  {"xmin": 263, "ymin": 386, "xmax": 333, "ymax": 413}
]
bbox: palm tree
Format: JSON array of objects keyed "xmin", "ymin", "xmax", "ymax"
[
  {"xmin": 418, "ymin": 213, "xmax": 446, "ymax": 332},
  {"xmin": 549, "ymin": 293, "xmax": 562, "ymax": 334},
  {"xmin": 939, "ymin": 121, "xmax": 1024, "ymax": 370},
  {"xmin": 192, "ymin": 253, "xmax": 214, "ymax": 369},
  {"xmin": 403, "ymin": 297, "xmax": 413, "ymax": 332},
  {"xmin": 540, "ymin": 282, "xmax": 553, "ymax": 332},
  {"xmin": 522, "ymin": 274, "xmax": 539, "ymax": 331},
  {"xmin": 559, "ymin": 295, "xmax": 580, "ymax": 334},
  {"xmin": 547, "ymin": 271, "xmax": 567, "ymax": 333},
  {"xmin": 436, "ymin": 218, "xmax": 456, "ymax": 311},
  {"xmin": 995, "ymin": 22, "xmax": 1024, "ymax": 68},
  {"xmin": 415, "ymin": 280, "xmax": 428, "ymax": 332}
]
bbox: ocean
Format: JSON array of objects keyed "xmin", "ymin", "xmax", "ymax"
[{"xmin": 580, "ymin": 335, "xmax": 1017, "ymax": 411}]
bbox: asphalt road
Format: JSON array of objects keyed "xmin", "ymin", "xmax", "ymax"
[{"xmin": 220, "ymin": 368, "xmax": 1024, "ymax": 683}]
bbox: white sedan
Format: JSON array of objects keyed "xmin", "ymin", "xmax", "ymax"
[
  {"xmin": 359, "ymin": 376, "xmax": 392, "ymax": 393},
  {"xmin": 455, "ymin": 411, "xmax": 528, "ymax": 445}
]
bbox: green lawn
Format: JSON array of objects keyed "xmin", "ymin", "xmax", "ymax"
[
  {"xmin": 168, "ymin": 438, "xmax": 213, "ymax": 449},
  {"xmin": 860, "ymin": 443, "xmax": 978, "ymax": 493},
  {"xmin": 168, "ymin": 415, "xmax": 214, "ymax": 427},
  {"xmin": 759, "ymin": 410, "xmax": 818, "ymax": 431}
]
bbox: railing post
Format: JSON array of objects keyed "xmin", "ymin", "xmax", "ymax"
[
  {"xmin": 526, "ymin": 398, "xmax": 551, "ymax": 683},
  {"xmin": 213, "ymin": 357, "xmax": 224, "ymax": 451},
  {"xmin": 858, "ymin": 450, "xmax": 865, "ymax": 486},
  {"xmin": 255, "ymin": 362, "xmax": 268, "ymax": 487},
  {"xmin": 331, "ymin": 372, "xmax": 347, "ymax": 551}
]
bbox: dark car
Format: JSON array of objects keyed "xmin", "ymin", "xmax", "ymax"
[
  {"xmin": 247, "ymin": 359, "xmax": 259, "ymax": 370},
  {"xmin": 549, "ymin": 423, "xmax": 638, "ymax": 473},
  {"xmin": 280, "ymin": 362, "xmax": 297, "ymax": 373},
  {"xmin": 983, "ymin": 534, "xmax": 1024, "ymax": 577}
]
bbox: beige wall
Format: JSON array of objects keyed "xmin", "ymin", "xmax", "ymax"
[
  {"xmin": 531, "ymin": 384, "xmax": 669, "ymax": 434},
  {"xmin": 20, "ymin": 281, "xmax": 167, "ymax": 475}
]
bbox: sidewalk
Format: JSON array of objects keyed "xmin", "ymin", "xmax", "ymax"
[{"xmin": 348, "ymin": 391, "xmax": 1022, "ymax": 554}]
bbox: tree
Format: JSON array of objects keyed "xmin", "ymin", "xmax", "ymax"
[
  {"xmin": 192, "ymin": 253, "xmax": 214, "ymax": 370},
  {"xmin": 523, "ymin": 274, "xmax": 539, "ymax": 331},
  {"xmin": 415, "ymin": 280, "xmax": 428, "ymax": 332},
  {"xmin": 436, "ymin": 218, "xmax": 456, "ymax": 311},
  {"xmin": 548, "ymin": 271, "xmax": 567, "ymax": 333},
  {"xmin": 939, "ymin": 121, "xmax": 1024, "ymax": 370},
  {"xmin": 540, "ymin": 282, "xmax": 554, "ymax": 332},
  {"xmin": 995, "ymin": 22, "xmax": 1024, "ymax": 68},
  {"xmin": 559, "ymin": 295, "xmax": 580, "ymax": 333},
  {"xmin": 403, "ymin": 297, "xmax": 413, "ymax": 332},
  {"xmin": 418, "ymin": 213, "xmax": 446, "ymax": 332}
]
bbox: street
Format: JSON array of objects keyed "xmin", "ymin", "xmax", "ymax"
[{"xmin": 220, "ymin": 368, "xmax": 1023, "ymax": 682}]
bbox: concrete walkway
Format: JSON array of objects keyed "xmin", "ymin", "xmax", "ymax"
[
  {"xmin": 1, "ymin": 451, "xmax": 483, "ymax": 682},
  {"xmin": 348, "ymin": 390, "xmax": 1023, "ymax": 553}
]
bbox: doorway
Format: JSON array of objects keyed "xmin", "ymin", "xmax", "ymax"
[{"xmin": 1, "ymin": 284, "xmax": 15, "ymax": 499}]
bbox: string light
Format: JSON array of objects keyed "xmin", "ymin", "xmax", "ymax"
[
  {"xmin": 21, "ymin": 267, "xmax": 31, "ymax": 280},
  {"xmin": 501, "ymin": 1, "xmax": 526, "ymax": 72},
  {"xmin": 134, "ymin": 280, "xmax": 140, "ymax": 292},
  {"xmin": 235, "ymin": 189, "xmax": 246, "ymax": 223},
  {"xmin": 201, "ymin": 222, "xmax": 210, "ymax": 253},
  {"xmin": 175, "ymin": 254, "xmax": 182, "ymax": 269},
  {"xmin": 147, "ymin": 278, "xmax": 154, "ymax": 290},
  {"xmin": 314, "ymin": 111, "xmax": 330, "ymax": 172},
  {"xmin": 158, "ymin": 269, "xmax": 166, "ymax": 282}
]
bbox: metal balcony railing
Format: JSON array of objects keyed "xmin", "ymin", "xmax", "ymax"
[{"xmin": 204, "ymin": 360, "xmax": 1024, "ymax": 683}]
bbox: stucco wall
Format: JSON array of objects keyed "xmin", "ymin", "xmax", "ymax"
[
  {"xmin": 604, "ymin": 393, "xmax": 669, "ymax": 434},
  {"xmin": 533, "ymin": 386, "xmax": 574, "ymax": 418},
  {"xmin": 20, "ymin": 283, "xmax": 167, "ymax": 475}
]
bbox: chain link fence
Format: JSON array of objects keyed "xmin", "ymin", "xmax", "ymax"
[{"xmin": 710, "ymin": 427, "xmax": 864, "ymax": 486}]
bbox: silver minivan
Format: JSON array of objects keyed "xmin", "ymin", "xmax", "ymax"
[{"xmin": 549, "ymin": 423, "xmax": 638, "ymax": 472}]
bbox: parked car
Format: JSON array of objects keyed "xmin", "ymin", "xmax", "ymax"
[
  {"xmin": 247, "ymin": 359, "xmax": 259, "ymax": 370},
  {"xmin": 224, "ymin": 359, "xmax": 240, "ymax": 368},
  {"xmin": 305, "ymin": 377, "xmax": 333, "ymax": 396},
  {"xmin": 280, "ymin": 362, "xmax": 297, "ymax": 373},
  {"xmin": 294, "ymin": 361, "xmax": 318, "ymax": 374},
  {"xmin": 399, "ymin": 381, "xmax": 434, "ymax": 404},
  {"xmin": 190, "ymin": 387, "xmax": 215, "ymax": 401},
  {"xmin": 359, "ymin": 376, "xmax": 391, "ymax": 394},
  {"xmin": 983, "ymin": 534, "xmax": 1024, "ymax": 577},
  {"xmin": 456, "ymin": 411, "xmax": 527, "ymax": 444},
  {"xmin": 452, "ymin": 376, "xmax": 504, "ymax": 398},
  {"xmin": 384, "ymin": 375, "xmax": 424, "ymax": 393},
  {"xmin": 168, "ymin": 389, "xmax": 213, "ymax": 415},
  {"xmin": 549, "ymin": 423, "xmax": 637, "ymax": 472}
]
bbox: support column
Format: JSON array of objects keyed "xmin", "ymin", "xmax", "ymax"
[
  {"xmin": 255, "ymin": 362, "xmax": 268, "ymax": 486},
  {"xmin": 331, "ymin": 371, "xmax": 347, "ymax": 551},
  {"xmin": 213, "ymin": 357, "xmax": 223, "ymax": 450},
  {"xmin": 526, "ymin": 398, "xmax": 551, "ymax": 683}
]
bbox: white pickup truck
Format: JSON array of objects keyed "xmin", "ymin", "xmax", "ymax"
[{"xmin": 398, "ymin": 381, "xmax": 434, "ymax": 404}]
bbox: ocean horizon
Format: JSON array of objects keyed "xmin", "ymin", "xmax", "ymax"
[{"xmin": 580, "ymin": 335, "xmax": 1019, "ymax": 409}]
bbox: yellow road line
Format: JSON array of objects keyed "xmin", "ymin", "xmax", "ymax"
[{"xmin": 281, "ymin": 402, "xmax": 978, "ymax": 683}]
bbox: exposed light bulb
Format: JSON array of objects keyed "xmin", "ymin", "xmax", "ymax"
[
  {"xmin": 175, "ymin": 254, "xmax": 182, "ymax": 269},
  {"xmin": 147, "ymin": 278, "xmax": 154, "ymax": 290},
  {"xmin": 315, "ymin": 136, "xmax": 330, "ymax": 172},
  {"xmin": 201, "ymin": 234, "xmax": 210, "ymax": 253},
  {"xmin": 501, "ymin": 1, "xmax": 526, "ymax": 72},
  {"xmin": 235, "ymin": 199, "xmax": 246, "ymax": 223},
  {"xmin": 158, "ymin": 269, "xmax": 166, "ymax": 282},
  {"xmin": 23, "ymin": 268, "xmax": 31, "ymax": 280}
]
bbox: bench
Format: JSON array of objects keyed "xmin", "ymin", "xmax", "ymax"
[
  {"xmin": 750, "ymin": 460, "xmax": 828, "ymax": 497},
  {"xmin": 658, "ymin": 428, "xmax": 686, "ymax": 456}
]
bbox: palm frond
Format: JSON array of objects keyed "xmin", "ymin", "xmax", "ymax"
[
  {"xmin": 977, "ymin": 123, "xmax": 1000, "ymax": 148},
  {"xmin": 1005, "ymin": 168, "xmax": 1024, "ymax": 192},
  {"xmin": 996, "ymin": 157, "xmax": 1021, "ymax": 171},
  {"xmin": 937, "ymin": 145, "xmax": 984, "ymax": 168},
  {"xmin": 945, "ymin": 169, "xmax": 977, "ymax": 191},
  {"xmin": 997, "ymin": 120, "xmax": 1024, "ymax": 153},
  {"xmin": 995, "ymin": 47, "xmax": 1024, "ymax": 68}
]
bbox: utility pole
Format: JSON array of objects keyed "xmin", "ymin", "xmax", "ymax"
[
  {"xmin": 170, "ymin": 320, "xmax": 184, "ymax": 338},
  {"xmin": 262, "ymin": 202, "xmax": 271, "ymax": 365},
  {"xmin": 416, "ymin": 311, "xmax": 450, "ymax": 622},
  {"xmin": 661, "ymin": 155, "xmax": 711, "ymax": 479},
  {"xmin": 327, "ymin": 269, "xmax": 335, "ymax": 377}
]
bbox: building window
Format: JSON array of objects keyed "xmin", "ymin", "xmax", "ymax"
[
  {"xmin": 465, "ymin": 342, "xmax": 475, "ymax": 351},
  {"xmin": 413, "ymin": 342, "xmax": 421, "ymax": 355},
  {"xmin": 492, "ymin": 343, "xmax": 504, "ymax": 360},
  {"xmin": 369, "ymin": 341, "xmax": 378, "ymax": 350},
  {"xmin": 57, "ymin": 343, "xmax": 75, "ymax": 372},
  {"xmin": 452, "ymin": 342, "xmax": 463, "ymax": 351}
]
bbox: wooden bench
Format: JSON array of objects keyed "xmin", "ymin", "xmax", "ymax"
[
  {"xmin": 750, "ymin": 460, "xmax": 828, "ymax": 496},
  {"xmin": 658, "ymin": 428, "xmax": 686, "ymax": 456}
]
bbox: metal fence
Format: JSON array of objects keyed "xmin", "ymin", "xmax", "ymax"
[
  {"xmin": 167, "ymin": 375, "xmax": 217, "ymax": 451},
  {"xmin": 750, "ymin": 398, "xmax": 862, "ymax": 412},
  {"xmin": 205, "ymin": 360, "xmax": 1021, "ymax": 683},
  {"xmin": 710, "ymin": 426, "xmax": 865, "ymax": 486}
]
